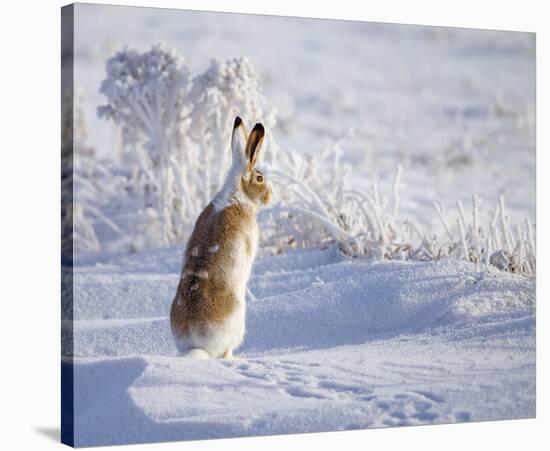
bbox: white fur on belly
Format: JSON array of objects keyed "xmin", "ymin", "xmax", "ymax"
[{"xmin": 172, "ymin": 303, "xmax": 246, "ymax": 358}]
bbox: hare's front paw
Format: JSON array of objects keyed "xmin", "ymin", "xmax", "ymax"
[{"xmin": 222, "ymin": 349, "xmax": 239, "ymax": 360}]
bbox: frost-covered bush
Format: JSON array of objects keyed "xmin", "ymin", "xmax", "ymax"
[
  {"xmin": 98, "ymin": 44, "xmax": 191, "ymax": 244},
  {"xmin": 262, "ymin": 150, "xmax": 536, "ymax": 275},
  {"xmin": 178, "ymin": 57, "xmax": 276, "ymax": 224},
  {"xmin": 263, "ymin": 162, "xmax": 536, "ymax": 275},
  {"xmin": 260, "ymin": 139, "xmax": 356, "ymax": 251},
  {"xmin": 98, "ymin": 45, "xmax": 275, "ymax": 244}
]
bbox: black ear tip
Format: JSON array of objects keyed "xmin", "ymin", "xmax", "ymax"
[
  {"xmin": 253, "ymin": 123, "xmax": 265, "ymax": 134},
  {"xmin": 234, "ymin": 116, "xmax": 243, "ymax": 128}
]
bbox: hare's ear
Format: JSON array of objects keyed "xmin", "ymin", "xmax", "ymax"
[
  {"xmin": 245, "ymin": 123, "xmax": 265, "ymax": 172},
  {"xmin": 231, "ymin": 116, "xmax": 248, "ymax": 166}
]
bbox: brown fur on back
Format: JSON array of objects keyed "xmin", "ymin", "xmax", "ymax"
[{"xmin": 170, "ymin": 202, "xmax": 256, "ymax": 337}]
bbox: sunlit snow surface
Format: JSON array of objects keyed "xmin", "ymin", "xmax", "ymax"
[
  {"xmin": 64, "ymin": 246, "xmax": 535, "ymax": 446},
  {"xmin": 67, "ymin": 4, "xmax": 535, "ymax": 446}
]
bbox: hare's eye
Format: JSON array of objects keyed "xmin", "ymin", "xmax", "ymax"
[{"xmin": 256, "ymin": 175, "xmax": 263, "ymax": 183}]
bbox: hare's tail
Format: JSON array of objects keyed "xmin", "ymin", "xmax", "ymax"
[{"xmin": 182, "ymin": 348, "xmax": 211, "ymax": 359}]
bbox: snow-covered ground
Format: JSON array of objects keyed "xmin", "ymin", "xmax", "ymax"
[
  {"xmin": 63, "ymin": 246, "xmax": 535, "ymax": 446},
  {"xmin": 65, "ymin": 4, "xmax": 536, "ymax": 447}
]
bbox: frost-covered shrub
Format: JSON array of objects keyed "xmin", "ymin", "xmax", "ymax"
[
  {"xmin": 177, "ymin": 57, "xmax": 276, "ymax": 224},
  {"xmin": 260, "ymin": 140, "xmax": 355, "ymax": 251},
  {"xmin": 98, "ymin": 45, "xmax": 276, "ymax": 245},
  {"xmin": 262, "ymin": 151, "xmax": 536, "ymax": 276},
  {"xmin": 98, "ymin": 44, "xmax": 191, "ymax": 244},
  {"xmin": 97, "ymin": 44, "xmax": 191, "ymax": 160}
]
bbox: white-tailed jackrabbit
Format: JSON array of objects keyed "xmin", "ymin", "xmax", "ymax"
[{"xmin": 170, "ymin": 117, "xmax": 272, "ymax": 359}]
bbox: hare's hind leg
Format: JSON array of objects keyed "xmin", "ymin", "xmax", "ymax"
[{"xmin": 183, "ymin": 348, "xmax": 211, "ymax": 359}]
